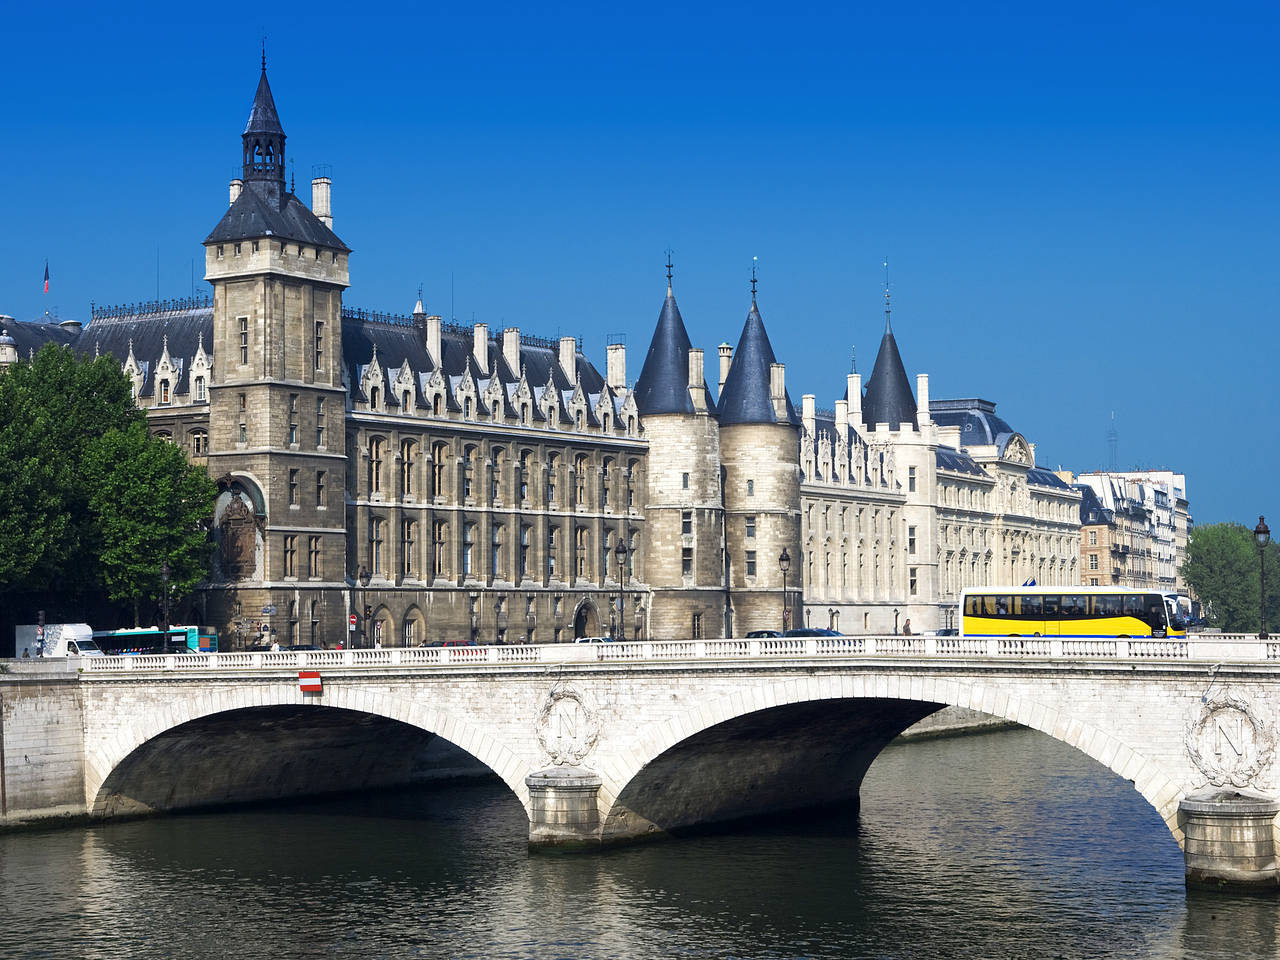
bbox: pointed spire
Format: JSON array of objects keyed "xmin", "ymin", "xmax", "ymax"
[
  {"xmin": 241, "ymin": 60, "xmax": 286, "ymax": 192},
  {"xmin": 633, "ymin": 263, "xmax": 716, "ymax": 417},
  {"xmin": 718, "ymin": 294, "xmax": 798, "ymax": 427},
  {"xmin": 861, "ymin": 270, "xmax": 917, "ymax": 431}
]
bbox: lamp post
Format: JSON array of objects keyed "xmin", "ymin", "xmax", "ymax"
[
  {"xmin": 160, "ymin": 561, "xmax": 170, "ymax": 642},
  {"xmin": 615, "ymin": 536, "xmax": 629, "ymax": 641},
  {"xmin": 358, "ymin": 564, "xmax": 371, "ymax": 648},
  {"xmin": 779, "ymin": 548, "xmax": 791, "ymax": 633},
  {"xmin": 894, "ymin": 608, "xmax": 900, "ymax": 635},
  {"xmin": 1256, "ymin": 516, "xmax": 1270, "ymax": 640}
]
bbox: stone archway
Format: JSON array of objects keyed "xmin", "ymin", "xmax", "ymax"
[{"xmin": 573, "ymin": 600, "xmax": 601, "ymax": 638}]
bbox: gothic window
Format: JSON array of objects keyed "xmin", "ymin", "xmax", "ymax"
[
  {"xmin": 547, "ymin": 454, "xmax": 558, "ymax": 503},
  {"xmin": 404, "ymin": 617, "xmax": 418, "ymax": 647},
  {"xmin": 491, "ymin": 447, "xmax": 504, "ymax": 502},
  {"xmin": 575, "ymin": 527, "xmax": 588, "ymax": 579},
  {"xmin": 314, "ymin": 320, "xmax": 324, "ymax": 370},
  {"xmin": 308, "ymin": 536, "xmax": 321, "ymax": 578},
  {"xmin": 574, "ymin": 454, "xmax": 588, "ymax": 506},
  {"xmin": 283, "ymin": 535, "xmax": 298, "ymax": 578},
  {"xmin": 316, "ymin": 470, "xmax": 326, "ymax": 507},
  {"xmin": 547, "ymin": 526, "xmax": 559, "ymax": 577},
  {"xmin": 159, "ymin": 379, "xmax": 170, "ymax": 404},
  {"xmin": 368, "ymin": 438, "xmax": 384, "ymax": 494},
  {"xmin": 492, "ymin": 524, "xmax": 503, "ymax": 579},
  {"xmin": 288, "ymin": 469, "xmax": 298, "ymax": 506},
  {"xmin": 432, "ymin": 520, "xmax": 448, "ymax": 578},
  {"xmin": 370, "ymin": 518, "xmax": 385, "ymax": 575},
  {"xmin": 402, "ymin": 520, "xmax": 417, "ymax": 577},
  {"xmin": 401, "ymin": 440, "xmax": 416, "ymax": 496},
  {"xmin": 519, "ymin": 450, "xmax": 531, "ymax": 502},
  {"xmin": 463, "ymin": 445, "xmax": 477, "ymax": 499},
  {"xmin": 195, "ymin": 377, "xmax": 206, "ymax": 402},
  {"xmin": 316, "ymin": 398, "xmax": 326, "ymax": 447},
  {"xmin": 432, "ymin": 442, "xmax": 449, "ymax": 497},
  {"xmin": 239, "ymin": 317, "xmax": 249, "ymax": 365},
  {"xmin": 519, "ymin": 524, "xmax": 531, "ymax": 580},
  {"xmin": 288, "ymin": 394, "xmax": 298, "ymax": 444},
  {"xmin": 463, "ymin": 522, "xmax": 476, "ymax": 575},
  {"xmin": 190, "ymin": 430, "xmax": 208, "ymax": 456},
  {"xmin": 370, "ymin": 386, "xmax": 380, "ymax": 410},
  {"xmin": 601, "ymin": 458, "xmax": 612, "ymax": 510}
]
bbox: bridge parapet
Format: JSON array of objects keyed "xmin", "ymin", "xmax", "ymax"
[{"xmin": 75, "ymin": 633, "xmax": 1280, "ymax": 675}]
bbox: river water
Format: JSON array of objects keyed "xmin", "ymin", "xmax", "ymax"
[{"xmin": 1, "ymin": 727, "xmax": 1276, "ymax": 960}]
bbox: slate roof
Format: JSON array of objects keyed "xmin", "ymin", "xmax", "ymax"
[
  {"xmin": 718, "ymin": 298, "xmax": 799, "ymax": 427},
  {"xmin": 1027, "ymin": 466, "xmax": 1073, "ymax": 491},
  {"xmin": 936, "ymin": 445, "xmax": 990, "ymax": 478},
  {"xmin": 205, "ymin": 185, "xmax": 348, "ymax": 251},
  {"xmin": 930, "ymin": 398, "xmax": 1016, "ymax": 449},
  {"xmin": 861, "ymin": 325, "xmax": 917, "ymax": 430},
  {"xmin": 0, "ymin": 315, "xmax": 83, "ymax": 358},
  {"xmin": 244, "ymin": 67, "xmax": 284, "ymax": 136},
  {"xmin": 81, "ymin": 304, "xmax": 213, "ymax": 397},
  {"xmin": 1075, "ymin": 483, "xmax": 1113, "ymax": 525},
  {"xmin": 632, "ymin": 285, "xmax": 717, "ymax": 417}
]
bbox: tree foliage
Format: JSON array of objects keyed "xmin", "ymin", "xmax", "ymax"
[
  {"xmin": 1182, "ymin": 522, "xmax": 1280, "ymax": 633},
  {"xmin": 0, "ymin": 344, "xmax": 215, "ymax": 629}
]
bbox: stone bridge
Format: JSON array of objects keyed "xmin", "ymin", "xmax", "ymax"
[{"xmin": 2, "ymin": 634, "xmax": 1278, "ymax": 889}]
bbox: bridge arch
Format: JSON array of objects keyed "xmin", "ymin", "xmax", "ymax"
[
  {"xmin": 86, "ymin": 683, "xmax": 530, "ymax": 817},
  {"xmin": 595, "ymin": 672, "xmax": 1184, "ymax": 845}
]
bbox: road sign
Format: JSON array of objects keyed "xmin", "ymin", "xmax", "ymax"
[
  {"xmin": 262, "ymin": 605, "xmax": 276, "ymax": 615},
  {"xmin": 298, "ymin": 671, "xmax": 322, "ymax": 693},
  {"xmin": 348, "ymin": 613, "xmax": 357, "ymax": 631}
]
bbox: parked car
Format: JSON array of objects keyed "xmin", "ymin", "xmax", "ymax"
[
  {"xmin": 745, "ymin": 629, "xmax": 783, "ymax": 638},
  {"xmin": 783, "ymin": 627, "xmax": 844, "ymax": 638},
  {"xmin": 935, "ymin": 628, "xmax": 959, "ymax": 637},
  {"xmin": 573, "ymin": 636, "xmax": 616, "ymax": 643}
]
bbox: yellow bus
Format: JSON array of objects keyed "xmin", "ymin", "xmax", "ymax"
[{"xmin": 960, "ymin": 587, "xmax": 1188, "ymax": 639}]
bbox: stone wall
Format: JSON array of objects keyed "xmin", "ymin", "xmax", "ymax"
[{"xmin": 0, "ymin": 663, "xmax": 87, "ymax": 825}]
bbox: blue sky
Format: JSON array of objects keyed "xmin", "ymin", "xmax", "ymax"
[{"xmin": 2, "ymin": 1, "xmax": 1276, "ymax": 524}]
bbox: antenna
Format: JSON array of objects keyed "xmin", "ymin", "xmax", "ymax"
[
  {"xmin": 883, "ymin": 258, "xmax": 892, "ymax": 333},
  {"xmin": 1107, "ymin": 411, "xmax": 1119, "ymax": 471}
]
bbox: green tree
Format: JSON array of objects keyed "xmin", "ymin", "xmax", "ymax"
[
  {"xmin": 84, "ymin": 422, "xmax": 216, "ymax": 626},
  {"xmin": 1182, "ymin": 522, "xmax": 1280, "ymax": 633}
]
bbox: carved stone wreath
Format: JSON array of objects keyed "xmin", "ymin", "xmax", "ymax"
[
  {"xmin": 1185, "ymin": 690, "xmax": 1276, "ymax": 789},
  {"xmin": 535, "ymin": 686, "xmax": 601, "ymax": 767}
]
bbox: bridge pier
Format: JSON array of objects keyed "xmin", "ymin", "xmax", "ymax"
[
  {"xmin": 525, "ymin": 767, "xmax": 602, "ymax": 850},
  {"xmin": 1179, "ymin": 791, "xmax": 1280, "ymax": 891}
]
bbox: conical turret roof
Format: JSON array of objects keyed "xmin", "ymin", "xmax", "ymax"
[
  {"xmin": 861, "ymin": 322, "xmax": 917, "ymax": 431},
  {"xmin": 719, "ymin": 298, "xmax": 798, "ymax": 426},
  {"xmin": 632, "ymin": 283, "xmax": 717, "ymax": 417},
  {"xmin": 244, "ymin": 67, "xmax": 284, "ymax": 136}
]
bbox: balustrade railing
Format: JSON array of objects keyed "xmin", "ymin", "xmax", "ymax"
[{"xmin": 75, "ymin": 632, "xmax": 1280, "ymax": 674}]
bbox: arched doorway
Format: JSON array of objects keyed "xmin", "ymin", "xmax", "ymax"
[{"xmin": 573, "ymin": 601, "xmax": 600, "ymax": 638}]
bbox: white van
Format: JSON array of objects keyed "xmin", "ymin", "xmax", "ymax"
[{"xmin": 15, "ymin": 623, "xmax": 105, "ymax": 658}]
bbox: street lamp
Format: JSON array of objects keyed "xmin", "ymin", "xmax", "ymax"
[
  {"xmin": 778, "ymin": 548, "xmax": 791, "ymax": 632},
  {"xmin": 1256, "ymin": 516, "xmax": 1270, "ymax": 640},
  {"xmin": 358, "ymin": 564, "xmax": 371, "ymax": 648},
  {"xmin": 615, "ymin": 536, "xmax": 629, "ymax": 641}
]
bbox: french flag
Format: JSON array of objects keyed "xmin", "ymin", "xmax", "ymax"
[{"xmin": 43, "ymin": 261, "xmax": 49, "ymax": 294}]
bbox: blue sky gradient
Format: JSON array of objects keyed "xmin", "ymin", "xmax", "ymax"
[{"xmin": 2, "ymin": 1, "xmax": 1276, "ymax": 524}]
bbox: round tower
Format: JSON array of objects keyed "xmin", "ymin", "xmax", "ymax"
[
  {"xmin": 632, "ymin": 266, "xmax": 726, "ymax": 640},
  {"xmin": 717, "ymin": 293, "xmax": 802, "ymax": 636}
]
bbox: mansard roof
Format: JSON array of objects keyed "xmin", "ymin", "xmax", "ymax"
[
  {"xmin": 718, "ymin": 299, "xmax": 799, "ymax": 427},
  {"xmin": 340, "ymin": 312, "xmax": 607, "ymax": 422},
  {"xmin": 861, "ymin": 325, "xmax": 917, "ymax": 430},
  {"xmin": 82, "ymin": 301, "xmax": 213, "ymax": 397},
  {"xmin": 205, "ymin": 186, "xmax": 348, "ymax": 251},
  {"xmin": 935, "ymin": 445, "xmax": 990, "ymax": 479},
  {"xmin": 632, "ymin": 287, "xmax": 717, "ymax": 417},
  {"xmin": 1027, "ymin": 466, "xmax": 1074, "ymax": 491}
]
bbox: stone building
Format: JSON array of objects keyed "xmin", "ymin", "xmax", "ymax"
[{"xmin": 1, "ymin": 63, "xmax": 1125, "ymax": 643}]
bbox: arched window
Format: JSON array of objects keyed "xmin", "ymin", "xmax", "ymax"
[
  {"xmin": 370, "ymin": 517, "xmax": 385, "ymax": 575},
  {"xmin": 159, "ymin": 379, "xmax": 170, "ymax": 404},
  {"xmin": 402, "ymin": 520, "xmax": 416, "ymax": 578},
  {"xmin": 518, "ymin": 450, "xmax": 532, "ymax": 502},
  {"xmin": 575, "ymin": 526, "xmax": 589, "ymax": 580},
  {"xmin": 463, "ymin": 522, "xmax": 476, "ymax": 575},
  {"xmin": 194, "ymin": 376, "xmax": 206, "ymax": 402},
  {"xmin": 463, "ymin": 445, "xmax": 477, "ymax": 499},
  {"xmin": 370, "ymin": 386, "xmax": 380, "ymax": 410},
  {"xmin": 190, "ymin": 430, "xmax": 208, "ymax": 456},
  {"xmin": 574, "ymin": 454, "xmax": 588, "ymax": 506},
  {"xmin": 432, "ymin": 394, "xmax": 442, "ymax": 416},
  {"xmin": 432, "ymin": 520, "xmax": 448, "ymax": 578},
  {"xmin": 431, "ymin": 441, "xmax": 449, "ymax": 497},
  {"xmin": 492, "ymin": 524, "xmax": 503, "ymax": 578},
  {"xmin": 519, "ymin": 524, "xmax": 531, "ymax": 580}
]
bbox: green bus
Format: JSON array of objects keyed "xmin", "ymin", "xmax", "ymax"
[{"xmin": 91, "ymin": 625, "xmax": 219, "ymax": 655}]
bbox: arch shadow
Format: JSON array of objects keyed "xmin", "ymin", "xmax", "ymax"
[
  {"xmin": 596, "ymin": 674, "xmax": 1185, "ymax": 846},
  {"xmin": 87, "ymin": 686, "xmax": 530, "ymax": 819}
]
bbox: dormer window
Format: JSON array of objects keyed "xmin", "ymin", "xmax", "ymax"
[
  {"xmin": 159, "ymin": 379, "xmax": 170, "ymax": 404},
  {"xmin": 370, "ymin": 386, "xmax": 380, "ymax": 410},
  {"xmin": 234, "ymin": 243, "xmax": 242, "ymax": 256},
  {"xmin": 195, "ymin": 376, "xmax": 206, "ymax": 402}
]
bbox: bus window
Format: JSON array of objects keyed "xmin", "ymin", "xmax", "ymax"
[
  {"xmin": 1013, "ymin": 595, "xmax": 1041, "ymax": 618},
  {"xmin": 1091, "ymin": 595, "xmax": 1122, "ymax": 618},
  {"xmin": 1042, "ymin": 595, "xmax": 1061, "ymax": 617},
  {"xmin": 993, "ymin": 596, "xmax": 1010, "ymax": 616},
  {"xmin": 965, "ymin": 595, "xmax": 979, "ymax": 616},
  {"xmin": 1061, "ymin": 595, "xmax": 1086, "ymax": 618},
  {"xmin": 1123, "ymin": 595, "xmax": 1145, "ymax": 618}
]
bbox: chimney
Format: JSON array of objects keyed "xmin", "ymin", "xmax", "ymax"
[
  {"xmin": 229, "ymin": 178, "xmax": 243, "ymax": 205},
  {"xmin": 847, "ymin": 373, "xmax": 862, "ymax": 424},
  {"xmin": 689, "ymin": 348, "xmax": 704, "ymax": 389},
  {"xmin": 312, "ymin": 177, "xmax": 332, "ymax": 229},
  {"xmin": 559, "ymin": 337, "xmax": 577, "ymax": 383},
  {"xmin": 426, "ymin": 315, "xmax": 442, "ymax": 368},
  {"xmin": 503, "ymin": 327, "xmax": 521, "ymax": 375},
  {"xmin": 835, "ymin": 399, "xmax": 849, "ymax": 436},
  {"xmin": 916, "ymin": 373, "xmax": 931, "ymax": 427},
  {"xmin": 606, "ymin": 342, "xmax": 626, "ymax": 391},
  {"xmin": 718, "ymin": 343, "xmax": 733, "ymax": 392},
  {"xmin": 473, "ymin": 322, "xmax": 489, "ymax": 374},
  {"xmin": 802, "ymin": 393, "xmax": 816, "ymax": 436}
]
